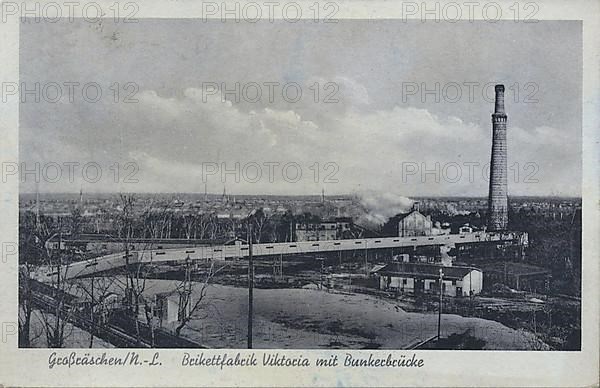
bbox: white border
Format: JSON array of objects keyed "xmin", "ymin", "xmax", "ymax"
[{"xmin": 0, "ymin": 0, "xmax": 598, "ymax": 386}]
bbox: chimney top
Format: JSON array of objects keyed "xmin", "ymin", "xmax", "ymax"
[{"xmin": 494, "ymin": 84, "xmax": 506, "ymax": 115}]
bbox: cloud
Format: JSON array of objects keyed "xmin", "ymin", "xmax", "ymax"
[
  {"xmin": 20, "ymin": 84, "xmax": 581, "ymax": 196},
  {"xmin": 18, "ymin": 19, "xmax": 582, "ymax": 197}
]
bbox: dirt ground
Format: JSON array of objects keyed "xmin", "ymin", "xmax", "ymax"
[{"xmin": 136, "ymin": 279, "xmax": 549, "ymax": 350}]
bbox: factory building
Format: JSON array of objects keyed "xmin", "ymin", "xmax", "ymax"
[
  {"xmin": 375, "ymin": 263, "xmax": 483, "ymax": 297},
  {"xmin": 295, "ymin": 218, "xmax": 352, "ymax": 241},
  {"xmin": 398, "ymin": 210, "xmax": 433, "ymax": 237}
]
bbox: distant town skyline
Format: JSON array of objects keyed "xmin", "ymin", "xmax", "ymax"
[
  {"xmin": 19, "ymin": 191, "xmax": 581, "ymax": 199},
  {"xmin": 20, "ymin": 19, "xmax": 582, "ymax": 197}
]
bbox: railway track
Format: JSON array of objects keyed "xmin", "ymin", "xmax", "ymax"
[
  {"xmin": 30, "ymin": 290, "xmax": 151, "ymax": 348},
  {"xmin": 26, "ymin": 280, "xmax": 205, "ymax": 348}
]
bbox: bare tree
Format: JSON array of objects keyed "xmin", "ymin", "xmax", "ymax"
[
  {"xmin": 117, "ymin": 194, "xmax": 137, "ymax": 314},
  {"xmin": 73, "ymin": 275, "xmax": 118, "ymax": 348},
  {"xmin": 18, "ymin": 211, "xmax": 41, "ymax": 347},
  {"xmin": 18, "ymin": 208, "xmax": 81, "ymax": 348},
  {"xmin": 37, "ymin": 219, "xmax": 77, "ymax": 348},
  {"xmin": 114, "ymin": 195, "xmax": 175, "ymax": 346},
  {"xmin": 196, "ymin": 212, "xmax": 213, "ymax": 240},
  {"xmin": 182, "ymin": 213, "xmax": 196, "ymax": 240},
  {"xmin": 18, "ymin": 264, "xmax": 43, "ymax": 347},
  {"xmin": 252, "ymin": 208, "xmax": 271, "ymax": 243},
  {"xmin": 173, "ymin": 258, "xmax": 228, "ymax": 337}
]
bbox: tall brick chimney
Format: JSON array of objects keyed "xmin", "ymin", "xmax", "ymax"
[{"xmin": 488, "ymin": 84, "xmax": 508, "ymax": 231}]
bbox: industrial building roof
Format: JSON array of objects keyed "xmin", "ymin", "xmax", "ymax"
[{"xmin": 374, "ymin": 263, "xmax": 481, "ymax": 280}]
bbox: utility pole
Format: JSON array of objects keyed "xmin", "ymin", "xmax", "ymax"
[
  {"xmin": 316, "ymin": 257, "xmax": 325, "ymax": 290},
  {"xmin": 247, "ymin": 209, "xmax": 257, "ymax": 349},
  {"xmin": 89, "ymin": 261, "xmax": 98, "ymax": 348},
  {"xmin": 56, "ymin": 220, "xmax": 62, "ymax": 295},
  {"xmin": 185, "ymin": 255, "xmax": 192, "ymax": 315},
  {"xmin": 248, "ymin": 219, "xmax": 253, "ymax": 349},
  {"xmin": 364, "ymin": 241, "xmax": 369, "ymax": 276},
  {"xmin": 279, "ymin": 254, "xmax": 283, "ymax": 281},
  {"xmin": 438, "ymin": 268, "xmax": 444, "ymax": 340},
  {"xmin": 320, "ymin": 260, "xmax": 324, "ymax": 290},
  {"xmin": 125, "ymin": 234, "xmax": 132, "ymax": 313},
  {"xmin": 469, "ymin": 270, "xmax": 473, "ymax": 314},
  {"xmin": 35, "ymin": 181, "xmax": 40, "ymax": 233}
]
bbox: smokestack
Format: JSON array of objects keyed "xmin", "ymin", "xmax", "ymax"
[{"xmin": 488, "ymin": 84, "xmax": 508, "ymax": 231}]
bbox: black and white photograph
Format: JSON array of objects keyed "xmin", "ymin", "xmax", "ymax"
[
  {"xmin": 17, "ymin": 17, "xmax": 584, "ymax": 351},
  {"xmin": 1, "ymin": 1, "xmax": 598, "ymax": 386}
]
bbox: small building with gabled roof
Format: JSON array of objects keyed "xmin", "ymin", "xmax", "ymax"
[
  {"xmin": 374, "ymin": 262, "xmax": 483, "ymax": 297},
  {"xmin": 398, "ymin": 210, "xmax": 433, "ymax": 237}
]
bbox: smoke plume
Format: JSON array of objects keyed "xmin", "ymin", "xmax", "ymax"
[{"xmin": 355, "ymin": 190, "xmax": 414, "ymax": 227}]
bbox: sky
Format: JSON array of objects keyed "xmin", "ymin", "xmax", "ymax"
[{"xmin": 19, "ymin": 19, "xmax": 582, "ymax": 197}]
